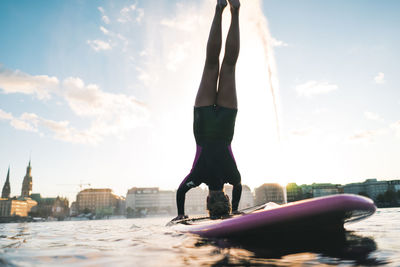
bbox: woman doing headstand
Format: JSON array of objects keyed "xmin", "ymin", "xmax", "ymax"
[{"xmin": 174, "ymin": 0, "xmax": 242, "ymax": 220}]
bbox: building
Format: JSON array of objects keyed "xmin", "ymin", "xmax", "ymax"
[
  {"xmin": 126, "ymin": 187, "xmax": 176, "ymax": 216},
  {"xmin": 52, "ymin": 197, "xmax": 70, "ymax": 218},
  {"xmin": 21, "ymin": 160, "xmax": 33, "ymax": 198},
  {"xmin": 115, "ymin": 196, "xmax": 126, "ymax": 216},
  {"xmin": 389, "ymin": 180, "xmax": 400, "ymax": 191},
  {"xmin": 17, "ymin": 160, "xmax": 37, "ymax": 214},
  {"xmin": 341, "ymin": 179, "xmax": 396, "ymax": 201},
  {"xmin": 254, "ymin": 183, "xmax": 285, "ymax": 205},
  {"xmin": 29, "ymin": 194, "xmax": 69, "ymax": 219},
  {"xmin": 299, "ymin": 184, "xmax": 313, "ymax": 199},
  {"xmin": 0, "ymin": 162, "xmax": 37, "ymax": 217},
  {"xmin": 342, "ymin": 182, "xmax": 364, "ymax": 196},
  {"xmin": 224, "ymin": 184, "xmax": 254, "ymax": 210},
  {"xmin": 76, "ymin": 188, "xmax": 121, "ymax": 216},
  {"xmin": 286, "ymin": 183, "xmax": 303, "ymax": 202},
  {"xmin": 0, "ymin": 199, "xmax": 28, "ymax": 217},
  {"xmin": 0, "ymin": 198, "xmax": 37, "ymax": 217},
  {"xmin": 1, "ymin": 167, "xmax": 11, "ymax": 198},
  {"xmin": 158, "ymin": 190, "xmax": 175, "ymax": 214},
  {"xmin": 126, "ymin": 187, "xmax": 161, "ymax": 216},
  {"xmin": 126, "ymin": 186, "xmax": 209, "ymax": 216},
  {"xmin": 125, "ymin": 187, "xmax": 210, "ymax": 216},
  {"xmin": 312, "ymin": 183, "xmax": 340, "ymax": 197},
  {"xmin": 70, "ymin": 201, "xmax": 78, "ymax": 216}
]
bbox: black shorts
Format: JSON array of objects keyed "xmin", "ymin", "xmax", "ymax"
[
  {"xmin": 179, "ymin": 105, "xmax": 241, "ymax": 191},
  {"xmin": 193, "ymin": 105, "xmax": 237, "ymax": 145}
]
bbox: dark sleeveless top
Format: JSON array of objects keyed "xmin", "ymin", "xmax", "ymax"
[{"xmin": 180, "ymin": 105, "xmax": 241, "ymax": 191}]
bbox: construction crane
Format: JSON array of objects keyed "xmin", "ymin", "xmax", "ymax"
[
  {"xmin": 78, "ymin": 183, "xmax": 91, "ymax": 191},
  {"xmin": 57, "ymin": 182, "xmax": 91, "ymax": 192}
]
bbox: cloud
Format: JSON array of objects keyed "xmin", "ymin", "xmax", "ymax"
[
  {"xmin": 0, "ymin": 109, "xmax": 13, "ymax": 120},
  {"xmin": 118, "ymin": 4, "xmax": 144, "ymax": 23},
  {"xmin": 348, "ymin": 129, "xmax": 386, "ymax": 143},
  {"xmin": 364, "ymin": 111, "xmax": 383, "ymax": 122},
  {"xmin": 0, "ymin": 109, "xmax": 38, "ymax": 132},
  {"xmin": 87, "ymin": 40, "xmax": 112, "ymax": 51},
  {"xmin": 390, "ymin": 121, "xmax": 400, "ymax": 138},
  {"xmin": 314, "ymin": 108, "xmax": 329, "ymax": 114},
  {"xmin": 10, "ymin": 118, "xmax": 37, "ymax": 132},
  {"xmin": 100, "ymin": 26, "xmax": 109, "ymax": 35},
  {"xmin": 97, "ymin": 27, "xmax": 128, "ymax": 51},
  {"xmin": 289, "ymin": 127, "xmax": 322, "ymax": 139},
  {"xmin": 290, "ymin": 127, "xmax": 315, "ymax": 137},
  {"xmin": 295, "ymin": 80, "xmax": 338, "ymax": 97},
  {"xmin": 160, "ymin": 13, "xmax": 205, "ymax": 32},
  {"xmin": 270, "ymin": 37, "xmax": 288, "ymax": 47},
  {"xmin": 135, "ymin": 67, "xmax": 154, "ymax": 87},
  {"xmin": 102, "ymin": 16, "xmax": 111, "ymax": 24},
  {"xmin": 0, "ymin": 66, "xmax": 149, "ymax": 145},
  {"xmin": 0, "ymin": 109, "xmax": 100, "ymax": 144},
  {"xmin": 40, "ymin": 118, "xmax": 104, "ymax": 145},
  {"xmin": 349, "ymin": 120, "xmax": 400, "ymax": 142},
  {"xmin": 374, "ymin": 72, "xmax": 385, "ymax": 84},
  {"xmin": 1, "ymin": 97, "xmax": 148, "ymax": 144},
  {"xmin": 62, "ymin": 77, "xmax": 149, "ymax": 136},
  {"xmin": 98, "ymin": 6, "xmax": 110, "ymax": 24},
  {"xmin": 0, "ymin": 66, "xmax": 59, "ymax": 99},
  {"xmin": 166, "ymin": 42, "xmax": 190, "ymax": 71}
]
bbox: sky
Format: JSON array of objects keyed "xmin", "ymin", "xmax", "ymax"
[{"xmin": 0, "ymin": 0, "xmax": 399, "ymax": 201}]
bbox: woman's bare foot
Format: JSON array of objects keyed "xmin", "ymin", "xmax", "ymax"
[
  {"xmin": 228, "ymin": 0, "xmax": 240, "ymax": 10},
  {"xmin": 217, "ymin": 0, "xmax": 227, "ymax": 10}
]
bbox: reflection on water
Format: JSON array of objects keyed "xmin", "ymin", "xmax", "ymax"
[
  {"xmin": 196, "ymin": 230, "xmax": 385, "ymax": 266},
  {"xmin": 0, "ymin": 208, "xmax": 399, "ymax": 266}
]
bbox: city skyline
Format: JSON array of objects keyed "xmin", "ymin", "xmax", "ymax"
[
  {"xmin": 1, "ymin": 159, "xmax": 398, "ymax": 203},
  {"xmin": 1, "ymin": 0, "xmax": 400, "ymax": 199}
]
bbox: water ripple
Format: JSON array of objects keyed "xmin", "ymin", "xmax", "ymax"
[{"xmin": 0, "ymin": 209, "xmax": 398, "ymax": 266}]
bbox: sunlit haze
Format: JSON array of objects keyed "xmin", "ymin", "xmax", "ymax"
[{"xmin": 1, "ymin": 0, "xmax": 399, "ymax": 201}]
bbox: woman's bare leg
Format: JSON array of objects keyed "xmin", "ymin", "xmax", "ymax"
[
  {"xmin": 195, "ymin": 0, "xmax": 227, "ymax": 107},
  {"xmin": 216, "ymin": 0, "xmax": 240, "ymax": 109}
]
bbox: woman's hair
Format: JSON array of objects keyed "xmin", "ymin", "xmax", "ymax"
[{"xmin": 207, "ymin": 190, "xmax": 232, "ymax": 219}]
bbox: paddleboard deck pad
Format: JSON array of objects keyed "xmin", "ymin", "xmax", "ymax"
[{"xmin": 170, "ymin": 194, "xmax": 376, "ymax": 238}]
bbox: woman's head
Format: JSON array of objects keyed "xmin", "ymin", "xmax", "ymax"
[{"xmin": 207, "ymin": 190, "xmax": 232, "ymax": 218}]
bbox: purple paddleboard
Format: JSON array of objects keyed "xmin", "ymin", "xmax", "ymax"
[{"xmin": 172, "ymin": 194, "xmax": 376, "ymax": 238}]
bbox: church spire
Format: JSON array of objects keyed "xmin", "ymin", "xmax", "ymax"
[
  {"xmin": 2, "ymin": 166, "xmax": 11, "ymax": 198},
  {"xmin": 21, "ymin": 159, "xmax": 33, "ymax": 198}
]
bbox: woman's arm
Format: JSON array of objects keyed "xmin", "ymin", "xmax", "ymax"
[
  {"xmin": 231, "ymin": 183, "xmax": 242, "ymax": 211},
  {"xmin": 176, "ymin": 183, "xmax": 191, "ymax": 216}
]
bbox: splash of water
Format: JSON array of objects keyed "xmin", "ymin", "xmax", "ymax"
[{"xmin": 255, "ymin": 10, "xmax": 281, "ymax": 142}]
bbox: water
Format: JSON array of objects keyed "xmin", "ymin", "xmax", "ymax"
[{"xmin": 0, "ymin": 208, "xmax": 399, "ymax": 266}]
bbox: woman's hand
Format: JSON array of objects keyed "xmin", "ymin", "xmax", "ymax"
[
  {"xmin": 166, "ymin": 215, "xmax": 189, "ymax": 226},
  {"xmin": 172, "ymin": 215, "xmax": 188, "ymax": 221},
  {"xmin": 231, "ymin": 210, "xmax": 244, "ymax": 215}
]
